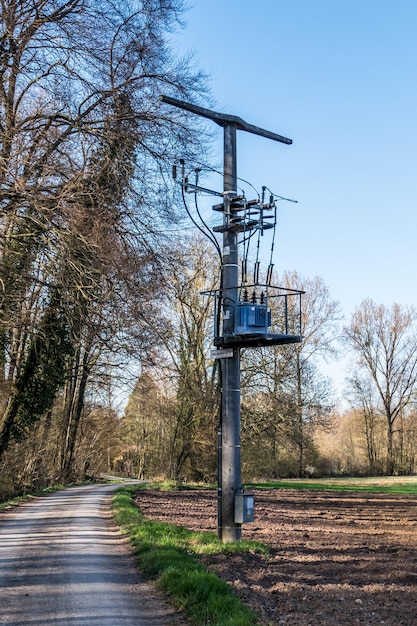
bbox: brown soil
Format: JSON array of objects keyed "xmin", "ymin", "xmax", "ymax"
[{"xmin": 134, "ymin": 488, "xmax": 417, "ymax": 625}]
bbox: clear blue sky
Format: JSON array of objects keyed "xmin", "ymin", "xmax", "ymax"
[{"xmin": 171, "ymin": 1, "xmax": 417, "ymax": 397}]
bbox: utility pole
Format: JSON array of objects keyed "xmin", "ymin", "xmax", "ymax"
[
  {"xmin": 159, "ymin": 95, "xmax": 292, "ymax": 542},
  {"xmin": 221, "ymin": 123, "xmax": 241, "ymax": 541}
]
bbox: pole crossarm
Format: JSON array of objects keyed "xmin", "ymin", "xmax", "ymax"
[{"xmin": 159, "ymin": 95, "xmax": 292, "ymax": 145}]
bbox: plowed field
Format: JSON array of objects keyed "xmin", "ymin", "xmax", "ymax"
[{"xmin": 135, "ymin": 487, "xmax": 417, "ymax": 625}]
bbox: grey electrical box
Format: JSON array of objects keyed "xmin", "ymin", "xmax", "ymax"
[{"xmin": 234, "ymin": 493, "xmax": 255, "ymax": 523}]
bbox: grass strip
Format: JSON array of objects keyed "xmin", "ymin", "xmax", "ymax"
[
  {"xmin": 0, "ymin": 479, "xmax": 111, "ymax": 510},
  {"xmin": 112, "ymin": 484, "xmax": 266, "ymax": 626},
  {"xmin": 0, "ymin": 483, "xmax": 68, "ymax": 510},
  {"xmin": 245, "ymin": 479, "xmax": 417, "ymax": 494}
]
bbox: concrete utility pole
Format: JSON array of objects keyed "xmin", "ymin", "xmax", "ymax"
[
  {"xmin": 221, "ymin": 123, "xmax": 241, "ymax": 542},
  {"xmin": 159, "ymin": 95, "xmax": 292, "ymax": 542}
]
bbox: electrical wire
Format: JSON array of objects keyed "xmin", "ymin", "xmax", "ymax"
[
  {"xmin": 188, "ymin": 159, "xmax": 262, "ymax": 203},
  {"xmin": 263, "ymin": 185, "xmax": 298, "ymax": 204},
  {"xmin": 254, "ymin": 220, "xmax": 262, "ymax": 285},
  {"xmin": 192, "ymin": 168, "xmax": 223, "ymax": 258},
  {"xmin": 176, "ymin": 160, "xmax": 222, "ymax": 260},
  {"xmin": 177, "ymin": 160, "xmax": 297, "ymax": 308},
  {"xmin": 239, "ymin": 195, "xmax": 250, "ymax": 301},
  {"xmin": 180, "ymin": 180, "xmax": 222, "ymax": 262},
  {"xmin": 266, "ymin": 201, "xmax": 277, "ymax": 286},
  {"xmin": 236, "ymin": 176, "xmax": 260, "ymax": 199},
  {"xmin": 191, "ymin": 160, "xmax": 223, "ymax": 178},
  {"xmin": 262, "ymin": 186, "xmax": 297, "ymax": 286}
]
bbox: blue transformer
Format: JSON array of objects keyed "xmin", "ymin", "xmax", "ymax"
[{"xmin": 235, "ymin": 303, "xmax": 271, "ymax": 335}]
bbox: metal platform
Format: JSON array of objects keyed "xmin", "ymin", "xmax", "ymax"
[{"xmin": 214, "ymin": 332, "xmax": 302, "ymax": 349}]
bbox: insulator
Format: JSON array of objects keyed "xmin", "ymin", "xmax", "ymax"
[
  {"xmin": 251, "ymin": 289, "xmax": 257, "ymax": 304},
  {"xmin": 243, "ymin": 288, "xmax": 249, "ymax": 302},
  {"xmin": 172, "ymin": 164, "xmax": 177, "ymax": 180},
  {"xmin": 260, "ymin": 291, "xmax": 265, "ymax": 304},
  {"xmin": 266, "ymin": 263, "xmax": 274, "ymax": 286},
  {"xmin": 241, "ymin": 259, "xmax": 247, "ymax": 283},
  {"xmin": 253, "ymin": 261, "xmax": 260, "ymax": 284}
]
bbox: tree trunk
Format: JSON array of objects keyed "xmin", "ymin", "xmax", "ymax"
[
  {"xmin": 386, "ymin": 416, "xmax": 394, "ymax": 475},
  {"xmin": 60, "ymin": 348, "xmax": 91, "ymax": 482}
]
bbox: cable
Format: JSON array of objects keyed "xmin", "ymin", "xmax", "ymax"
[
  {"xmin": 186, "ymin": 159, "xmax": 261, "ymax": 201},
  {"xmin": 194, "ymin": 190, "xmax": 222, "ymax": 261},
  {"xmin": 177, "ymin": 160, "xmax": 296, "ymax": 308},
  {"xmin": 254, "ymin": 221, "xmax": 262, "ymax": 284},
  {"xmin": 266, "ymin": 201, "xmax": 277, "ymax": 286},
  {"xmin": 191, "ymin": 160, "xmax": 223, "ymax": 178},
  {"xmin": 263, "ymin": 185, "xmax": 298, "ymax": 204},
  {"xmin": 236, "ymin": 176, "xmax": 260, "ymax": 199},
  {"xmin": 192, "ymin": 169, "xmax": 223, "ymax": 261},
  {"xmin": 180, "ymin": 181, "xmax": 222, "ymax": 262},
  {"xmin": 176, "ymin": 159, "xmax": 222, "ymax": 261}
]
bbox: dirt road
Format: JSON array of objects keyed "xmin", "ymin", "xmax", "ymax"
[{"xmin": 0, "ymin": 483, "xmax": 183, "ymax": 626}]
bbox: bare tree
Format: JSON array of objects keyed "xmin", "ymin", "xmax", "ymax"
[
  {"xmin": 344, "ymin": 374, "xmax": 385, "ymax": 474},
  {"xmin": 158, "ymin": 236, "xmax": 220, "ymax": 481},
  {"xmin": 241, "ymin": 271, "xmax": 340, "ymax": 477},
  {"xmin": 0, "ymin": 0, "xmax": 210, "ymax": 475},
  {"xmin": 121, "ymin": 235, "xmax": 221, "ymax": 482},
  {"xmin": 344, "ymin": 299, "xmax": 417, "ymax": 474},
  {"xmin": 122, "ymin": 371, "xmax": 169, "ymax": 479}
]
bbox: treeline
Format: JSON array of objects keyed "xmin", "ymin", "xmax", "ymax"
[
  {"xmin": 120, "ymin": 242, "xmax": 341, "ymax": 482},
  {"xmin": 119, "ymin": 244, "xmax": 417, "ymax": 482},
  {"xmin": 0, "ymin": 0, "xmax": 208, "ymax": 499}
]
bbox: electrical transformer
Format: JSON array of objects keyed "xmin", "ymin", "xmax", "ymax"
[{"xmin": 235, "ymin": 303, "xmax": 271, "ymax": 335}]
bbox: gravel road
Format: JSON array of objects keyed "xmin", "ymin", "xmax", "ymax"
[{"xmin": 0, "ymin": 483, "xmax": 184, "ymax": 626}]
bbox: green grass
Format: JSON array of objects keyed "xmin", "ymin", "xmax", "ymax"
[
  {"xmin": 0, "ymin": 493, "xmax": 33, "ymax": 511},
  {"xmin": 245, "ymin": 475, "xmax": 417, "ymax": 494},
  {"xmin": 0, "ymin": 483, "xmax": 68, "ymax": 510},
  {"xmin": 0, "ymin": 478, "xmax": 109, "ymax": 510},
  {"xmin": 112, "ymin": 484, "xmax": 266, "ymax": 626}
]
